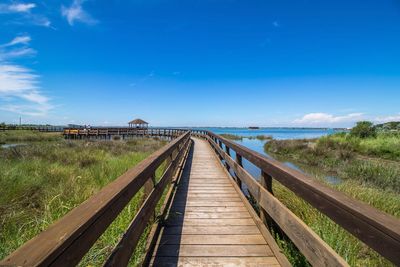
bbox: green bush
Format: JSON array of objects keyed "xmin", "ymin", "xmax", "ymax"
[{"xmin": 350, "ymin": 121, "xmax": 376, "ymax": 138}]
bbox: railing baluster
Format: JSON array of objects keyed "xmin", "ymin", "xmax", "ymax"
[
  {"xmin": 260, "ymin": 171, "xmax": 274, "ymax": 227},
  {"xmin": 235, "ymin": 153, "xmax": 243, "ymax": 189},
  {"xmin": 224, "ymin": 146, "xmax": 231, "ymax": 171}
]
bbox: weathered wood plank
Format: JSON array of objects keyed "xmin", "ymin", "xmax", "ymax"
[
  {"xmin": 171, "ymin": 201, "xmax": 245, "ymax": 207},
  {"xmin": 182, "ymin": 211, "xmax": 252, "ymax": 219},
  {"xmin": 1, "ymin": 132, "xmax": 191, "ymax": 267},
  {"xmin": 154, "ymin": 244, "xmax": 273, "ymax": 257},
  {"xmin": 169, "ymin": 206, "xmax": 248, "ymax": 213},
  {"xmin": 150, "ymin": 137, "xmax": 283, "ymax": 266},
  {"xmin": 207, "ymin": 131, "xmax": 400, "ymax": 265},
  {"xmin": 259, "ymin": 187, "xmax": 349, "ymax": 267},
  {"xmin": 159, "ymin": 234, "xmax": 267, "ymax": 245},
  {"xmin": 162, "ymin": 225, "xmax": 261, "ymax": 235},
  {"xmin": 165, "ymin": 218, "xmax": 256, "ymax": 226},
  {"xmin": 151, "ymin": 256, "xmax": 280, "ymax": 266},
  {"xmin": 104, "ymin": 136, "xmax": 191, "ymax": 266},
  {"xmin": 173, "ymin": 197, "xmax": 242, "ymax": 202}
]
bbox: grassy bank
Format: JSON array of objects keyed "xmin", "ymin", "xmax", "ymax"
[
  {"xmin": 220, "ymin": 133, "xmax": 272, "ymax": 141},
  {"xmin": 0, "ymin": 131, "xmax": 167, "ymax": 265},
  {"xmin": 264, "ymin": 132, "xmax": 400, "ymax": 266},
  {"xmin": 0, "ymin": 130, "xmax": 62, "ymax": 143}
]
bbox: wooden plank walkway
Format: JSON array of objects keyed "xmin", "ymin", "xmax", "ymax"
[{"xmin": 150, "ymin": 138, "xmax": 282, "ymax": 266}]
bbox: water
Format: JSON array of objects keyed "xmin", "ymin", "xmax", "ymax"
[
  {"xmin": 1, "ymin": 143, "xmax": 25, "ymax": 149},
  {"xmin": 197, "ymin": 127, "xmax": 341, "ymax": 140},
  {"xmin": 194, "ymin": 127, "xmax": 344, "ymax": 185}
]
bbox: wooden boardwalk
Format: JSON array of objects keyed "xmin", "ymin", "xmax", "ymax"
[
  {"xmin": 150, "ymin": 138, "xmax": 281, "ymax": 266},
  {"xmin": 3, "ymin": 130, "xmax": 398, "ymax": 266}
]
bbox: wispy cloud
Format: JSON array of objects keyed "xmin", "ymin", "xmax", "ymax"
[
  {"xmin": 1, "ymin": 35, "xmax": 31, "ymax": 47},
  {"xmin": 129, "ymin": 71, "xmax": 155, "ymax": 87},
  {"xmin": 0, "ymin": 2, "xmax": 51, "ymax": 28},
  {"xmin": 61, "ymin": 0, "xmax": 98, "ymax": 26},
  {"xmin": 0, "ymin": 3, "xmax": 36, "ymax": 13},
  {"xmin": 0, "ymin": 36, "xmax": 52, "ymax": 117},
  {"xmin": 30, "ymin": 15, "xmax": 51, "ymax": 27},
  {"xmin": 272, "ymin": 21, "xmax": 280, "ymax": 27},
  {"xmin": 293, "ymin": 112, "xmax": 364, "ymax": 126},
  {"xmin": 0, "ymin": 47, "xmax": 36, "ymax": 60},
  {"xmin": 0, "ymin": 35, "xmax": 36, "ymax": 60}
]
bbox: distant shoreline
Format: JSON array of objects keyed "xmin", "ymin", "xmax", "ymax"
[
  {"xmin": 1, "ymin": 124, "xmax": 349, "ymax": 131},
  {"xmin": 183, "ymin": 126, "xmax": 349, "ymax": 130}
]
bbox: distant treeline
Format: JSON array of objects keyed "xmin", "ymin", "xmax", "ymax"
[{"xmin": 375, "ymin": 121, "xmax": 400, "ymax": 131}]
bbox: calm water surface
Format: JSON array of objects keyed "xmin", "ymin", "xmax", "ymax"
[{"xmin": 193, "ymin": 127, "xmax": 344, "ymax": 185}]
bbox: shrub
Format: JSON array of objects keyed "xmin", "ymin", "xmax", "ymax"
[
  {"xmin": 350, "ymin": 121, "xmax": 377, "ymax": 138},
  {"xmin": 112, "ymin": 135, "xmax": 121, "ymax": 141}
]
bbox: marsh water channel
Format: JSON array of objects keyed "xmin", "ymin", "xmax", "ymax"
[
  {"xmin": 196, "ymin": 127, "xmax": 344, "ymax": 185},
  {"xmin": 1, "ymin": 128, "xmax": 343, "ymax": 185}
]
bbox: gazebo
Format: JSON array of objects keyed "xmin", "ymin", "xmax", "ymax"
[{"xmin": 128, "ymin": 118, "xmax": 149, "ymax": 128}]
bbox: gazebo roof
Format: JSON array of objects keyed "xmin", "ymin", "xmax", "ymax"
[{"xmin": 128, "ymin": 118, "xmax": 148, "ymax": 124}]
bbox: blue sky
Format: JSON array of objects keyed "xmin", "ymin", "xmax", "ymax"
[{"xmin": 0, "ymin": 0, "xmax": 400, "ymax": 127}]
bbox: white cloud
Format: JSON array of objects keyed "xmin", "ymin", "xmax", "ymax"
[
  {"xmin": 9, "ymin": 3, "xmax": 35, "ymax": 12},
  {"xmin": 31, "ymin": 15, "xmax": 52, "ymax": 28},
  {"xmin": 0, "ymin": 36, "xmax": 52, "ymax": 117},
  {"xmin": 0, "ymin": 3, "xmax": 51, "ymax": 28},
  {"xmin": 61, "ymin": 0, "xmax": 98, "ymax": 26},
  {"xmin": 0, "ymin": 47, "xmax": 36, "ymax": 59},
  {"xmin": 0, "ymin": 3, "xmax": 36, "ymax": 13},
  {"xmin": 0, "ymin": 35, "xmax": 36, "ymax": 60},
  {"xmin": 0, "ymin": 64, "xmax": 52, "ymax": 116},
  {"xmin": 1, "ymin": 35, "xmax": 31, "ymax": 47},
  {"xmin": 374, "ymin": 114, "xmax": 400, "ymax": 123},
  {"xmin": 1, "ymin": 103, "xmax": 53, "ymax": 117},
  {"xmin": 293, "ymin": 112, "xmax": 364, "ymax": 125}
]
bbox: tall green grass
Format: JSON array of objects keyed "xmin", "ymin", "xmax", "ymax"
[
  {"xmin": 0, "ymin": 130, "xmax": 62, "ymax": 143},
  {"xmin": 264, "ymin": 133, "xmax": 400, "ymax": 266},
  {"xmin": 0, "ymin": 137, "xmax": 167, "ymax": 264},
  {"xmin": 318, "ymin": 132, "xmax": 400, "ymax": 160},
  {"xmin": 272, "ymin": 180, "xmax": 397, "ymax": 267}
]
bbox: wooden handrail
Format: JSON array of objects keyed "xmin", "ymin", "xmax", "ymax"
[
  {"xmin": 1, "ymin": 131, "xmax": 191, "ymax": 267},
  {"xmin": 191, "ymin": 130, "xmax": 400, "ymax": 266},
  {"xmin": 104, "ymin": 136, "xmax": 191, "ymax": 266}
]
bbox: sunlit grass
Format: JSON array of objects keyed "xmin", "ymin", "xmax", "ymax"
[
  {"xmin": 0, "ymin": 134, "xmax": 167, "ymax": 264},
  {"xmin": 264, "ymin": 133, "xmax": 399, "ymax": 266}
]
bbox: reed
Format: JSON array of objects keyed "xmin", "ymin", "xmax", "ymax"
[
  {"xmin": 0, "ymin": 135, "xmax": 167, "ymax": 264},
  {"xmin": 264, "ymin": 133, "xmax": 400, "ymax": 266}
]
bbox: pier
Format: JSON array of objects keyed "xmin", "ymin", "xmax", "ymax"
[{"xmin": 1, "ymin": 130, "xmax": 399, "ymax": 266}]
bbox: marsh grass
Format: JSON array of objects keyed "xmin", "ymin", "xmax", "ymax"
[
  {"xmin": 271, "ymin": 179, "xmax": 397, "ymax": 266},
  {"xmin": 0, "ymin": 136, "xmax": 167, "ymax": 264},
  {"xmin": 220, "ymin": 133, "xmax": 243, "ymax": 140},
  {"xmin": 264, "ymin": 133, "xmax": 400, "ymax": 266},
  {"xmin": 265, "ymin": 134, "xmax": 400, "ymax": 192},
  {"xmin": 220, "ymin": 133, "xmax": 272, "ymax": 141},
  {"xmin": 248, "ymin": 135, "xmax": 273, "ymax": 141},
  {"xmin": 0, "ymin": 130, "xmax": 62, "ymax": 143}
]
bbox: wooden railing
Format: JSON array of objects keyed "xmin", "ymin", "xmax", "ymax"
[
  {"xmin": 63, "ymin": 128, "xmax": 186, "ymax": 139},
  {"xmin": 0, "ymin": 131, "xmax": 191, "ymax": 267},
  {"xmin": 0, "ymin": 126, "xmax": 64, "ymax": 132},
  {"xmin": 191, "ymin": 130, "xmax": 400, "ymax": 266}
]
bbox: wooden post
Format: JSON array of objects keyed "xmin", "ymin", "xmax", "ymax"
[
  {"xmin": 143, "ymin": 172, "xmax": 156, "ymax": 220},
  {"xmin": 224, "ymin": 146, "xmax": 231, "ymax": 171},
  {"xmin": 260, "ymin": 171, "xmax": 274, "ymax": 228},
  {"xmin": 235, "ymin": 154, "xmax": 243, "ymax": 189}
]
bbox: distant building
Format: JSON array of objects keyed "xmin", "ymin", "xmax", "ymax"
[{"xmin": 128, "ymin": 118, "xmax": 149, "ymax": 128}]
